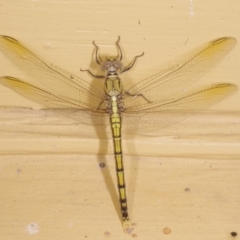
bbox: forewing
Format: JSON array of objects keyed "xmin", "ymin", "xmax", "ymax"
[
  {"xmin": 0, "ymin": 35, "xmax": 104, "ymax": 110},
  {"xmin": 123, "ymin": 37, "xmax": 236, "ymax": 110}
]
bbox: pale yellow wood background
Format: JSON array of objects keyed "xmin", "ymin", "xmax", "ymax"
[{"xmin": 0, "ymin": 0, "xmax": 240, "ymax": 239}]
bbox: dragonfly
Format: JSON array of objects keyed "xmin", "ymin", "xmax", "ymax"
[{"xmin": 0, "ymin": 35, "xmax": 238, "ymax": 230}]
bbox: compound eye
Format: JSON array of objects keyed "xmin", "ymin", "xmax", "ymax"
[
  {"xmin": 101, "ymin": 61, "xmax": 111, "ymax": 70},
  {"xmin": 112, "ymin": 60, "xmax": 123, "ymax": 69}
]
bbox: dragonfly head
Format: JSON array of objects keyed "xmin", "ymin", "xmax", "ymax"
[{"xmin": 101, "ymin": 58, "xmax": 123, "ymax": 75}]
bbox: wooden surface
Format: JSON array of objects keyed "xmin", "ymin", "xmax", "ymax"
[{"xmin": 0, "ymin": 0, "xmax": 240, "ymax": 239}]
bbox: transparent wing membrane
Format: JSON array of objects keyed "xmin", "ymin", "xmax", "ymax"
[
  {"xmin": 0, "ymin": 76, "xmax": 108, "ymax": 126},
  {"xmin": 123, "ymin": 37, "xmax": 236, "ymax": 109},
  {"xmin": 0, "ymin": 36, "xmax": 105, "ymax": 111},
  {"xmin": 123, "ymin": 83, "xmax": 238, "ymax": 133},
  {"xmin": 0, "ymin": 35, "xmax": 237, "ymax": 133}
]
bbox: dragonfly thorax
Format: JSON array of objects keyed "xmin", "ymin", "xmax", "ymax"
[{"xmin": 101, "ymin": 59, "xmax": 123, "ymax": 75}]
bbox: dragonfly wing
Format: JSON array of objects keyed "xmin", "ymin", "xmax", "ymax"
[
  {"xmin": 0, "ymin": 76, "xmax": 108, "ymax": 126},
  {"xmin": 122, "ymin": 83, "xmax": 238, "ymax": 134},
  {"xmin": 123, "ymin": 37, "xmax": 236, "ymax": 109},
  {"xmin": 0, "ymin": 35, "xmax": 104, "ymax": 110}
]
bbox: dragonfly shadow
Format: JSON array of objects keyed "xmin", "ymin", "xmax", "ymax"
[
  {"xmin": 83, "ymin": 54, "xmax": 124, "ymax": 223},
  {"xmin": 83, "ymin": 47, "xmax": 145, "ymax": 224},
  {"xmin": 94, "ymin": 126, "xmax": 123, "ymax": 223}
]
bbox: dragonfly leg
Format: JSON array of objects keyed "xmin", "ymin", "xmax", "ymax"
[
  {"xmin": 80, "ymin": 68, "xmax": 105, "ymax": 78},
  {"xmin": 92, "ymin": 40, "xmax": 102, "ymax": 65},
  {"xmin": 97, "ymin": 100, "xmax": 104, "ymax": 111},
  {"xmin": 121, "ymin": 52, "xmax": 144, "ymax": 73},
  {"xmin": 116, "ymin": 36, "xmax": 123, "ymax": 61},
  {"xmin": 97, "ymin": 99, "xmax": 106, "ymax": 111},
  {"xmin": 97, "ymin": 96, "xmax": 111, "ymax": 111},
  {"xmin": 124, "ymin": 90, "xmax": 151, "ymax": 103}
]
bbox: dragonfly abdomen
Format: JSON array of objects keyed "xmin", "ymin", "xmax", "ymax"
[{"xmin": 109, "ymin": 96, "xmax": 130, "ymax": 229}]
